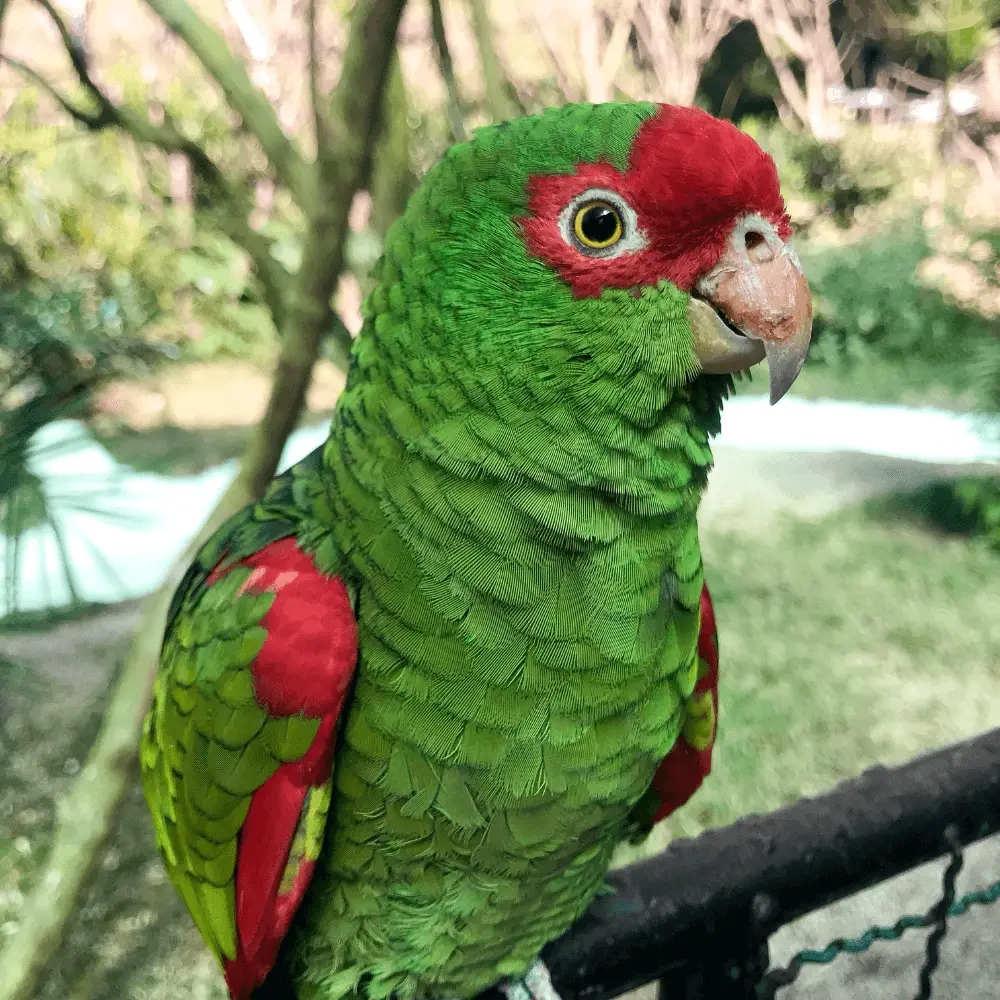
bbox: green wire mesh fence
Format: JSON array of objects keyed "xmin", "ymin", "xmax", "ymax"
[{"xmin": 759, "ymin": 825, "xmax": 1000, "ymax": 999}]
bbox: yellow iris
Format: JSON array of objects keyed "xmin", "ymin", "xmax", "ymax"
[{"xmin": 573, "ymin": 201, "xmax": 623, "ymax": 249}]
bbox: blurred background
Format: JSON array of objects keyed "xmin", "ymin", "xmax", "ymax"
[{"xmin": 1, "ymin": 1, "xmax": 1000, "ymax": 998}]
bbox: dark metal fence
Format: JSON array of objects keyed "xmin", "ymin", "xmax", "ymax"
[{"xmin": 483, "ymin": 726, "xmax": 1000, "ymax": 1000}]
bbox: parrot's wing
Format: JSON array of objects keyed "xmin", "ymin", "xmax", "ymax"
[
  {"xmin": 140, "ymin": 447, "xmax": 358, "ymax": 1000},
  {"xmin": 627, "ymin": 582, "xmax": 719, "ymax": 837}
]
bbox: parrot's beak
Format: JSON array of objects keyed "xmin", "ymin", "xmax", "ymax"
[{"xmin": 688, "ymin": 217, "xmax": 813, "ymax": 404}]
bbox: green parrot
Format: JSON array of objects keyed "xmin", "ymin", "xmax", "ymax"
[{"xmin": 141, "ymin": 101, "xmax": 812, "ymax": 1000}]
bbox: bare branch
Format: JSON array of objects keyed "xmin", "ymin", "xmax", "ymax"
[
  {"xmin": 747, "ymin": 0, "xmax": 845, "ymax": 137},
  {"xmin": 577, "ymin": 0, "xmax": 641, "ymax": 105},
  {"xmin": 578, "ymin": 0, "xmax": 606, "ymax": 103},
  {"xmin": 225, "ymin": 0, "xmax": 270, "ymax": 62},
  {"xmin": 140, "ymin": 0, "xmax": 313, "ymax": 206},
  {"xmin": 766, "ymin": 0, "xmax": 810, "ymax": 61},
  {"xmin": 885, "ymin": 61, "xmax": 944, "ymax": 95},
  {"xmin": 317, "ymin": 0, "xmax": 406, "ymax": 181},
  {"xmin": 252, "ymin": 0, "xmax": 406, "ymax": 497},
  {"xmin": 30, "ymin": 0, "xmax": 115, "ymax": 117},
  {"xmin": 953, "ymin": 129, "xmax": 999, "ymax": 189},
  {"xmin": 599, "ymin": 0, "xmax": 640, "ymax": 92},
  {"xmin": 0, "ymin": 0, "xmax": 13, "ymax": 44},
  {"xmin": 429, "ymin": 0, "xmax": 468, "ymax": 142},
  {"xmin": 466, "ymin": 0, "xmax": 509, "ymax": 123},
  {"xmin": 530, "ymin": 6, "xmax": 582, "ymax": 102},
  {"xmin": 370, "ymin": 55, "xmax": 418, "ymax": 236},
  {"xmin": 0, "ymin": 56, "xmax": 107, "ymax": 127},
  {"xmin": 307, "ymin": 0, "xmax": 332, "ymax": 169},
  {"xmin": 633, "ymin": 0, "xmax": 734, "ymax": 106}
]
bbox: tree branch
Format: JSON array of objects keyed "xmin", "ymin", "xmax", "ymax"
[
  {"xmin": 370, "ymin": 54, "xmax": 417, "ymax": 237},
  {"xmin": 139, "ymin": 0, "xmax": 313, "ymax": 207},
  {"xmin": 748, "ymin": 0, "xmax": 811, "ymax": 126},
  {"xmin": 530, "ymin": 6, "xmax": 581, "ymax": 102},
  {"xmin": 0, "ymin": 0, "xmax": 13, "ymax": 44},
  {"xmin": 466, "ymin": 0, "xmax": 508, "ymax": 123},
  {"xmin": 0, "ymin": 56, "xmax": 106, "ymax": 128},
  {"xmin": 307, "ymin": 0, "xmax": 334, "ymax": 177},
  {"xmin": 8, "ymin": 3, "xmax": 293, "ymax": 331},
  {"xmin": 429, "ymin": 0, "xmax": 468, "ymax": 142},
  {"xmin": 245, "ymin": 0, "xmax": 406, "ymax": 498},
  {"xmin": 885, "ymin": 61, "xmax": 944, "ymax": 95},
  {"xmin": 0, "ymin": 2, "xmax": 401, "ymax": 990},
  {"xmin": 578, "ymin": 0, "xmax": 606, "ymax": 103},
  {"xmin": 599, "ymin": 0, "xmax": 640, "ymax": 94}
]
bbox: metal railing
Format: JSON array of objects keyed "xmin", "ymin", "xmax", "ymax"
[{"xmin": 490, "ymin": 726, "xmax": 1000, "ymax": 1000}]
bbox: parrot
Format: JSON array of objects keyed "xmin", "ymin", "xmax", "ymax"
[{"xmin": 140, "ymin": 101, "xmax": 812, "ymax": 1000}]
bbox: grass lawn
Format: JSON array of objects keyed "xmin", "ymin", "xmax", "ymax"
[
  {"xmin": 2, "ymin": 492, "xmax": 999, "ymax": 998},
  {"xmin": 616, "ymin": 503, "xmax": 1000, "ymax": 865}
]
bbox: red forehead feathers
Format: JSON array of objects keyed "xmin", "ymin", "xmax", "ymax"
[{"xmin": 520, "ymin": 104, "xmax": 791, "ymax": 298}]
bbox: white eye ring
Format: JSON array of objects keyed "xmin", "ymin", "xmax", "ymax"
[{"xmin": 557, "ymin": 187, "xmax": 648, "ymax": 259}]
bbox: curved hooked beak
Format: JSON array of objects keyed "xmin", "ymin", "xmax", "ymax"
[{"xmin": 688, "ymin": 216, "xmax": 813, "ymax": 404}]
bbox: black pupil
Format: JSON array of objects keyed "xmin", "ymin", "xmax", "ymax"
[{"xmin": 581, "ymin": 205, "xmax": 618, "ymax": 244}]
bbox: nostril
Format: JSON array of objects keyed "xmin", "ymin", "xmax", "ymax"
[{"xmin": 744, "ymin": 228, "xmax": 775, "ymax": 264}]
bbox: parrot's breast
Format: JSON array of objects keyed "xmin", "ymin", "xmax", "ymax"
[
  {"xmin": 289, "ymin": 305, "xmax": 717, "ymax": 999},
  {"xmin": 290, "ymin": 513, "xmax": 705, "ymax": 1000}
]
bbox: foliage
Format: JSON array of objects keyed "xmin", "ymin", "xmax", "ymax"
[
  {"xmin": 0, "ymin": 283, "xmax": 165, "ymax": 615},
  {"xmin": 877, "ymin": 472, "xmax": 1000, "ymax": 550},
  {"xmin": 804, "ymin": 204, "xmax": 1000, "ymax": 548},
  {"xmin": 890, "ymin": 0, "xmax": 1000, "ymax": 75},
  {"xmin": 0, "ymin": 283, "xmax": 165, "ymax": 430},
  {"xmin": 786, "ymin": 136, "xmax": 894, "ymax": 228},
  {"xmin": 742, "ymin": 119, "xmax": 929, "ymax": 229},
  {"xmin": 0, "ymin": 87, "xmax": 282, "ymax": 364},
  {"xmin": 800, "ymin": 219, "xmax": 991, "ymax": 374},
  {"xmin": 0, "ymin": 92, "xmax": 178, "ymax": 312},
  {"xmin": 939, "ymin": 475, "xmax": 1000, "ymax": 546}
]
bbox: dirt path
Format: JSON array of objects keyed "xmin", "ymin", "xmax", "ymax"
[{"xmin": 701, "ymin": 445, "xmax": 996, "ymax": 532}]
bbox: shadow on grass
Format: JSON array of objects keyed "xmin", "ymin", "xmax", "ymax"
[
  {"xmin": 0, "ymin": 601, "xmax": 122, "ymax": 635},
  {"xmin": 864, "ymin": 474, "xmax": 1000, "ymax": 547},
  {"xmin": 92, "ymin": 423, "xmax": 254, "ymax": 477}
]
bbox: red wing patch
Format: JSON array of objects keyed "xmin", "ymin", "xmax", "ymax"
[
  {"xmin": 650, "ymin": 582, "xmax": 719, "ymax": 823},
  {"xmin": 210, "ymin": 538, "xmax": 357, "ymax": 999}
]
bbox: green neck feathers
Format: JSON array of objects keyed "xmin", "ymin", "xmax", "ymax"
[{"xmin": 314, "ymin": 102, "xmax": 734, "ymax": 649}]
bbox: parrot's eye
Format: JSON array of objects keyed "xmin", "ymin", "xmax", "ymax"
[
  {"xmin": 573, "ymin": 202, "xmax": 623, "ymax": 249},
  {"xmin": 558, "ymin": 187, "xmax": 646, "ymax": 260}
]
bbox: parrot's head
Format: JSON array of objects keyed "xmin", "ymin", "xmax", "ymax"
[
  {"xmin": 362, "ymin": 102, "xmax": 811, "ymax": 476},
  {"xmin": 515, "ymin": 102, "xmax": 812, "ymax": 405}
]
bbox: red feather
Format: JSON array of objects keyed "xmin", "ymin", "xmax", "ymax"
[
  {"xmin": 207, "ymin": 538, "xmax": 357, "ymax": 1000},
  {"xmin": 520, "ymin": 104, "xmax": 790, "ymax": 298},
  {"xmin": 650, "ymin": 583, "xmax": 720, "ymax": 823}
]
